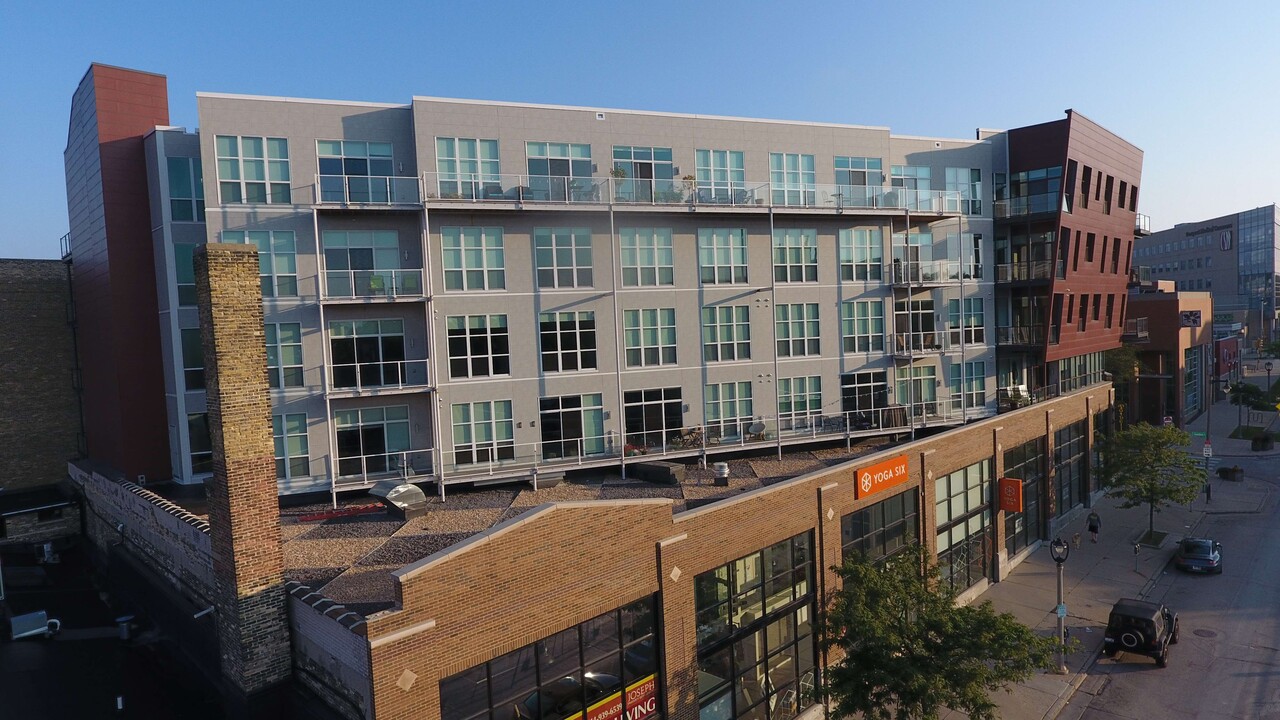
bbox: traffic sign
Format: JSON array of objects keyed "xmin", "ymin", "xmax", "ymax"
[
  {"xmin": 1203, "ymin": 443, "xmax": 1213, "ymax": 458},
  {"xmin": 1191, "ymin": 431, "xmax": 1206, "ymax": 437},
  {"xmin": 1056, "ymin": 603, "xmax": 1067, "ymax": 619}
]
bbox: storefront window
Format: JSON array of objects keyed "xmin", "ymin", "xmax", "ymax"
[
  {"xmin": 1003, "ymin": 439, "xmax": 1044, "ymax": 556},
  {"xmin": 840, "ymin": 490, "xmax": 919, "ymax": 563},
  {"xmin": 440, "ymin": 596, "xmax": 660, "ymax": 720},
  {"xmin": 695, "ymin": 532, "xmax": 816, "ymax": 720},
  {"xmin": 1054, "ymin": 421, "xmax": 1088, "ymax": 517},
  {"xmin": 935, "ymin": 460, "xmax": 993, "ymax": 594}
]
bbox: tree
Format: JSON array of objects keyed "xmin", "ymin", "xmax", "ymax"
[
  {"xmin": 1103, "ymin": 344, "xmax": 1141, "ymax": 385},
  {"xmin": 823, "ymin": 545, "xmax": 1057, "ymax": 720},
  {"xmin": 1100, "ymin": 423, "xmax": 1205, "ymax": 537}
]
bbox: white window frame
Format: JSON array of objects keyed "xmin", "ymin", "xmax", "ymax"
[
  {"xmin": 215, "ymin": 135, "xmax": 290, "ymax": 204},
  {"xmin": 841, "ymin": 300, "xmax": 885, "ymax": 353},
  {"xmin": 623, "ymin": 308, "xmax": 677, "ymax": 367},
  {"xmin": 539, "ymin": 311, "xmax": 598, "ymax": 373},
  {"xmin": 775, "ymin": 303, "xmax": 821, "ymax": 357},
  {"xmin": 620, "ymin": 228, "xmax": 674, "ymax": 286},
  {"xmin": 451, "ymin": 400, "xmax": 514, "ymax": 465},
  {"xmin": 222, "ymin": 230, "xmax": 298, "ymax": 298},
  {"xmin": 436, "ymin": 137, "xmax": 500, "ymax": 199},
  {"xmin": 698, "ymin": 228, "xmax": 748, "ymax": 285},
  {"xmin": 266, "ymin": 322, "xmax": 303, "ymax": 389},
  {"xmin": 335, "ymin": 406, "xmax": 410, "ymax": 477},
  {"xmin": 773, "ymin": 228, "xmax": 818, "ymax": 283},
  {"xmin": 839, "ymin": 228, "xmax": 883, "ymax": 281},
  {"xmin": 272, "ymin": 413, "xmax": 309, "ymax": 481},
  {"xmin": 778, "ymin": 376, "xmax": 822, "ymax": 429},
  {"xmin": 442, "ymin": 227, "xmax": 505, "ymax": 291},
  {"xmin": 770, "ymin": 152, "xmax": 816, "ymax": 206},
  {"xmin": 705, "ymin": 382, "xmax": 753, "ymax": 440},
  {"xmin": 535, "ymin": 228, "xmax": 593, "ymax": 289},
  {"xmin": 446, "ymin": 314, "xmax": 510, "ymax": 379},
  {"xmin": 701, "ymin": 305, "xmax": 751, "ymax": 362}
]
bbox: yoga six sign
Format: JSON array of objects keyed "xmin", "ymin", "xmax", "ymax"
[{"xmin": 854, "ymin": 455, "xmax": 910, "ymax": 499}]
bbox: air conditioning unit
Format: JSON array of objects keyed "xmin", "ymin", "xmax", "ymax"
[{"xmin": 136, "ymin": 474, "xmax": 146, "ymax": 486}]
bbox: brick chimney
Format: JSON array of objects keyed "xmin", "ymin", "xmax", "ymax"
[{"xmin": 195, "ymin": 243, "xmax": 291, "ymax": 695}]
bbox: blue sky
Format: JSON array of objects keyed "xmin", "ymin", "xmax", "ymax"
[{"xmin": 3, "ymin": 1, "xmax": 1279, "ymax": 259}]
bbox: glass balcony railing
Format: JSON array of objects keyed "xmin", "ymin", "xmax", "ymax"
[
  {"xmin": 994, "ymin": 192, "xmax": 1062, "ymax": 218},
  {"xmin": 996, "ymin": 325, "xmax": 1045, "ymax": 345},
  {"xmin": 322, "ymin": 269, "xmax": 424, "ymax": 299},
  {"xmin": 886, "ymin": 260, "xmax": 967, "ymax": 285},
  {"xmin": 1135, "ymin": 213, "xmax": 1152, "ymax": 235},
  {"xmin": 334, "ymin": 449, "xmax": 433, "ymax": 487},
  {"xmin": 318, "ymin": 175, "xmax": 421, "ymax": 205},
  {"xmin": 328, "ymin": 359, "xmax": 430, "ymax": 393},
  {"xmin": 996, "ymin": 260, "xmax": 1055, "ymax": 282}
]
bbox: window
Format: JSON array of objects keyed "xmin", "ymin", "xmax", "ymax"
[
  {"xmin": 698, "ymin": 228, "xmax": 748, "ymax": 284},
  {"xmin": 215, "ymin": 135, "xmax": 290, "ymax": 204},
  {"xmin": 701, "ymin": 305, "xmax": 751, "ymax": 362},
  {"xmin": 329, "ymin": 319, "xmax": 406, "ymax": 389},
  {"xmin": 623, "ymin": 388, "xmax": 683, "ymax": 449},
  {"xmin": 623, "ymin": 308, "xmax": 676, "ymax": 367},
  {"xmin": 223, "ymin": 230, "xmax": 298, "ymax": 298},
  {"xmin": 935, "ymin": 460, "xmax": 992, "ymax": 593},
  {"xmin": 1004, "ymin": 439, "xmax": 1044, "ymax": 557},
  {"xmin": 180, "ymin": 328, "xmax": 204, "ymax": 391},
  {"xmin": 695, "ymin": 533, "xmax": 816, "ymax": 720},
  {"xmin": 891, "ymin": 165, "xmax": 932, "ymax": 210},
  {"xmin": 1105, "ymin": 295, "xmax": 1115, "ymax": 328},
  {"xmin": 947, "ymin": 298, "xmax": 985, "ymax": 345},
  {"xmin": 770, "ymin": 152, "xmax": 816, "ymax": 206},
  {"xmin": 705, "ymin": 382, "xmax": 753, "ymax": 440},
  {"xmin": 841, "ymin": 490, "xmax": 918, "ymax": 562},
  {"xmin": 839, "ymin": 228, "xmax": 883, "ymax": 281},
  {"xmin": 834, "ymin": 156, "xmax": 883, "ymax": 207},
  {"xmin": 840, "ymin": 371, "xmax": 889, "ymax": 415},
  {"xmin": 188, "ymin": 413, "xmax": 212, "ymax": 475},
  {"xmin": 776, "ymin": 303, "xmax": 820, "ymax": 357},
  {"xmin": 620, "ymin": 228, "xmax": 674, "ymax": 286},
  {"xmin": 446, "ymin": 315, "xmax": 510, "ymax": 379},
  {"xmin": 435, "ymin": 137, "xmax": 499, "ymax": 199},
  {"xmin": 266, "ymin": 322, "xmax": 303, "ymax": 389},
  {"xmin": 841, "ymin": 300, "xmax": 884, "ymax": 353},
  {"xmin": 336, "ymin": 406, "xmax": 410, "ymax": 476},
  {"xmin": 322, "ymin": 230, "xmax": 419, "ymax": 298},
  {"xmin": 535, "ymin": 228, "xmax": 593, "ymax": 288},
  {"xmin": 174, "ymin": 244, "xmax": 197, "ymax": 307},
  {"xmin": 1054, "ymin": 420, "xmax": 1088, "ymax": 516},
  {"xmin": 773, "ymin": 228, "xmax": 818, "ymax": 282},
  {"xmin": 442, "ymin": 227, "xmax": 505, "ymax": 291},
  {"xmin": 695, "ymin": 148, "xmax": 745, "ymax": 202},
  {"xmin": 540, "ymin": 394, "xmax": 605, "ymax": 459},
  {"xmin": 272, "ymin": 413, "xmax": 308, "ymax": 480},
  {"xmin": 167, "ymin": 156, "xmax": 205, "ymax": 222},
  {"xmin": 451, "ymin": 400, "xmax": 514, "ymax": 465},
  {"xmin": 896, "ymin": 364, "xmax": 938, "ymax": 415},
  {"xmin": 317, "ymin": 140, "xmax": 396, "ymax": 202},
  {"xmin": 613, "ymin": 145, "xmax": 674, "ymax": 203},
  {"xmin": 945, "ymin": 167, "xmax": 982, "ymax": 215},
  {"xmin": 439, "ymin": 597, "xmax": 660, "ymax": 720},
  {"xmin": 526, "ymin": 141, "xmax": 592, "ymax": 202},
  {"xmin": 948, "ymin": 360, "xmax": 986, "ymax": 410},
  {"xmin": 539, "ymin": 311, "xmax": 597, "ymax": 372},
  {"xmin": 778, "ymin": 376, "xmax": 822, "ymax": 430}
]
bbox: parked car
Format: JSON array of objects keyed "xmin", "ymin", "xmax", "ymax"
[
  {"xmin": 1102, "ymin": 598, "xmax": 1179, "ymax": 667},
  {"xmin": 1173, "ymin": 537, "xmax": 1223, "ymax": 574},
  {"xmin": 513, "ymin": 672, "xmax": 621, "ymax": 720}
]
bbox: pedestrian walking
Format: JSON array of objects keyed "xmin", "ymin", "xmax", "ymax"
[{"xmin": 1086, "ymin": 511, "xmax": 1101, "ymax": 543}]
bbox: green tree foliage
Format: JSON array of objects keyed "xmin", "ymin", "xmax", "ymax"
[
  {"xmin": 1101, "ymin": 423, "xmax": 1205, "ymax": 535},
  {"xmin": 1228, "ymin": 381, "xmax": 1271, "ymax": 411},
  {"xmin": 1264, "ymin": 340, "xmax": 1280, "ymax": 359},
  {"xmin": 823, "ymin": 545, "xmax": 1057, "ymax": 720},
  {"xmin": 1103, "ymin": 345, "xmax": 1141, "ymax": 385}
]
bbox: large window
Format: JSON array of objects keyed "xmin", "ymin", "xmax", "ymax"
[
  {"xmin": 540, "ymin": 394, "xmax": 605, "ymax": 460},
  {"xmin": 451, "ymin": 400, "xmax": 514, "ymax": 465},
  {"xmin": 1054, "ymin": 420, "xmax": 1088, "ymax": 517},
  {"xmin": 775, "ymin": 304, "xmax": 820, "ymax": 357},
  {"xmin": 223, "ymin": 230, "xmax": 298, "ymax": 298},
  {"xmin": 317, "ymin": 140, "xmax": 395, "ymax": 203},
  {"xmin": 948, "ymin": 298, "xmax": 985, "ymax": 345},
  {"xmin": 266, "ymin": 322, "xmax": 303, "ymax": 389},
  {"xmin": 695, "ymin": 532, "xmax": 817, "ymax": 720},
  {"xmin": 188, "ymin": 413, "xmax": 212, "ymax": 475},
  {"xmin": 839, "ymin": 228, "xmax": 882, "ymax": 281},
  {"xmin": 1004, "ymin": 438, "xmax": 1044, "ymax": 557},
  {"xmin": 834, "ymin": 156, "xmax": 883, "ymax": 207},
  {"xmin": 446, "ymin": 315, "xmax": 510, "ymax": 379},
  {"xmin": 772, "ymin": 229, "xmax": 818, "ymax": 283},
  {"xmin": 891, "ymin": 165, "xmax": 931, "ymax": 210},
  {"xmin": 623, "ymin": 388, "xmax": 682, "ymax": 449},
  {"xmin": 167, "ymin": 156, "xmax": 205, "ymax": 222},
  {"xmin": 435, "ymin": 137, "xmax": 499, "ymax": 199},
  {"xmin": 439, "ymin": 596, "xmax": 660, "ymax": 720},
  {"xmin": 945, "ymin": 167, "xmax": 982, "ymax": 215},
  {"xmin": 180, "ymin": 328, "xmax": 204, "ymax": 391},
  {"xmin": 624, "ymin": 309, "xmax": 677, "ymax": 367},
  {"xmin": 770, "ymin": 152, "xmax": 816, "ymax": 206},
  {"xmin": 539, "ymin": 311, "xmax": 597, "ymax": 372},
  {"xmin": 174, "ymin": 245, "xmax": 197, "ymax": 307},
  {"xmin": 702, "ymin": 305, "xmax": 751, "ymax": 362},
  {"xmin": 841, "ymin": 371, "xmax": 889, "ymax": 414},
  {"xmin": 841, "ymin": 300, "xmax": 884, "ymax": 353},
  {"xmin": 613, "ymin": 145, "xmax": 674, "ymax": 203},
  {"xmin": 948, "ymin": 361, "xmax": 986, "ymax": 411},
  {"xmin": 620, "ymin": 228, "xmax": 674, "ymax": 287},
  {"xmin": 841, "ymin": 490, "xmax": 918, "ymax": 563},
  {"xmin": 334, "ymin": 406, "xmax": 409, "ymax": 477},
  {"xmin": 935, "ymin": 460, "xmax": 992, "ymax": 594},
  {"xmin": 778, "ymin": 376, "xmax": 821, "ymax": 431},
  {"xmin": 442, "ymin": 227, "xmax": 505, "ymax": 291},
  {"xmin": 329, "ymin": 319, "xmax": 406, "ymax": 390},
  {"xmin": 322, "ymin": 230, "xmax": 419, "ymax": 298},
  {"xmin": 535, "ymin": 228, "xmax": 593, "ymax": 288},
  {"xmin": 272, "ymin": 413, "xmax": 309, "ymax": 481},
  {"xmin": 526, "ymin": 141, "xmax": 592, "ymax": 202},
  {"xmin": 705, "ymin": 382, "xmax": 753, "ymax": 441},
  {"xmin": 695, "ymin": 148, "xmax": 746, "ymax": 203},
  {"xmin": 215, "ymin": 135, "xmax": 290, "ymax": 204},
  {"xmin": 698, "ymin": 228, "xmax": 749, "ymax": 285}
]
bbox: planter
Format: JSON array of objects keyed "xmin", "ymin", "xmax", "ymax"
[
  {"xmin": 1251, "ymin": 435, "xmax": 1275, "ymax": 451},
  {"xmin": 1216, "ymin": 466, "xmax": 1245, "ymax": 482}
]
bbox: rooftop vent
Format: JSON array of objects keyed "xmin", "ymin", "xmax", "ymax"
[{"xmin": 369, "ymin": 481, "xmax": 428, "ymax": 521}]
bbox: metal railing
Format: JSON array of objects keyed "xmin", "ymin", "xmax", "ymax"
[
  {"xmin": 328, "ymin": 359, "xmax": 430, "ymax": 393},
  {"xmin": 333, "ymin": 450, "xmax": 434, "ymax": 488},
  {"xmin": 996, "ymin": 260, "xmax": 1055, "ymax": 282},
  {"xmin": 996, "ymin": 325, "xmax": 1045, "ymax": 345},
  {"xmin": 886, "ymin": 260, "xmax": 967, "ymax": 285},
  {"xmin": 994, "ymin": 192, "xmax": 1063, "ymax": 218},
  {"xmin": 318, "ymin": 175, "xmax": 421, "ymax": 205},
  {"xmin": 322, "ymin": 269, "xmax": 424, "ymax": 299},
  {"xmin": 1122, "ymin": 317, "xmax": 1149, "ymax": 340}
]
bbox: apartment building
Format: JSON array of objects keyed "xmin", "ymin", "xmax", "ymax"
[{"xmin": 64, "ymin": 64, "xmax": 1138, "ymax": 501}]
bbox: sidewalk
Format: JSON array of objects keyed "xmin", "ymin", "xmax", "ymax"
[{"xmin": 1182, "ymin": 358, "xmax": 1280, "ymax": 459}]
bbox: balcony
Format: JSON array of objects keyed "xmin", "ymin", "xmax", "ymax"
[
  {"xmin": 322, "ymin": 269, "xmax": 424, "ymax": 302},
  {"xmin": 1135, "ymin": 213, "xmax": 1152, "ymax": 236},
  {"xmin": 318, "ymin": 175, "xmax": 421, "ymax": 205},
  {"xmin": 327, "ymin": 359, "xmax": 431, "ymax": 397},
  {"xmin": 890, "ymin": 331, "xmax": 947, "ymax": 356},
  {"xmin": 333, "ymin": 449, "xmax": 433, "ymax": 490},
  {"xmin": 994, "ymin": 192, "xmax": 1063, "ymax": 219},
  {"xmin": 887, "ymin": 260, "xmax": 965, "ymax": 286},
  {"xmin": 996, "ymin": 260, "xmax": 1056, "ymax": 283},
  {"xmin": 996, "ymin": 325, "xmax": 1045, "ymax": 346},
  {"xmin": 1122, "ymin": 317, "xmax": 1150, "ymax": 342}
]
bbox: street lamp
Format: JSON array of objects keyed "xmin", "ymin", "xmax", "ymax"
[{"xmin": 1050, "ymin": 537, "xmax": 1071, "ymax": 674}]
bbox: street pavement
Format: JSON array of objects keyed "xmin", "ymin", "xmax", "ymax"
[{"xmin": 941, "ymin": 360, "xmax": 1280, "ymax": 720}]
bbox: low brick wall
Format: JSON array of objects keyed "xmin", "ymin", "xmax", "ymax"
[
  {"xmin": 0, "ymin": 506, "xmax": 80, "ymax": 548},
  {"xmin": 287, "ymin": 581, "xmax": 372, "ymax": 720}
]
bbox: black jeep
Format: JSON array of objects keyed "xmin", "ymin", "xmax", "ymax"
[{"xmin": 1102, "ymin": 598, "xmax": 1179, "ymax": 667}]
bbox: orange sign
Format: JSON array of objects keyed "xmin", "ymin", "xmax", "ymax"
[
  {"xmin": 583, "ymin": 674, "xmax": 658, "ymax": 720},
  {"xmin": 998, "ymin": 477, "xmax": 1023, "ymax": 513},
  {"xmin": 855, "ymin": 455, "xmax": 910, "ymax": 499}
]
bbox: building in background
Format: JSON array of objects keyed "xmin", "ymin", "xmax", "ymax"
[
  {"xmin": 1133, "ymin": 205, "xmax": 1280, "ymax": 348},
  {"xmin": 62, "ymin": 64, "xmax": 1143, "ymax": 502},
  {"xmin": 1120, "ymin": 278, "xmax": 1214, "ymax": 427}
]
